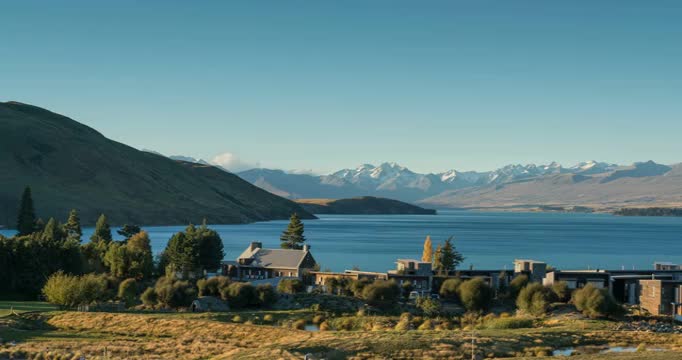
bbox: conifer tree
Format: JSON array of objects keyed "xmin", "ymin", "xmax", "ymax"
[
  {"xmin": 422, "ymin": 235, "xmax": 433, "ymax": 263},
  {"xmin": 90, "ymin": 214, "xmax": 113, "ymax": 244},
  {"xmin": 440, "ymin": 236, "xmax": 465, "ymax": 273},
  {"xmin": 16, "ymin": 186, "xmax": 36, "ymax": 236},
  {"xmin": 41, "ymin": 217, "xmax": 61, "ymax": 243},
  {"xmin": 117, "ymin": 224, "xmax": 141, "ymax": 240},
  {"xmin": 63, "ymin": 209, "xmax": 82, "ymax": 241},
  {"xmin": 280, "ymin": 213, "xmax": 306, "ymax": 250}
]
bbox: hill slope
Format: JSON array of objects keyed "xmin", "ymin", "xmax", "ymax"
[
  {"xmin": 0, "ymin": 101, "xmax": 314, "ymax": 226},
  {"xmin": 296, "ymin": 196, "xmax": 436, "ymax": 215}
]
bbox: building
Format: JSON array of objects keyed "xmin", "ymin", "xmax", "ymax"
[
  {"xmin": 514, "ymin": 259, "xmax": 547, "ymax": 283},
  {"xmin": 388, "ymin": 259, "xmax": 433, "ymax": 291},
  {"xmin": 654, "ymin": 262, "xmax": 682, "ymax": 271},
  {"xmin": 639, "ymin": 279, "xmax": 682, "ymax": 316},
  {"xmin": 221, "ymin": 242, "xmax": 317, "ymax": 281}
]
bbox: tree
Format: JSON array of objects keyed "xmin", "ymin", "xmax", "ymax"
[
  {"xmin": 16, "ymin": 186, "xmax": 36, "ymax": 236},
  {"xmin": 40, "ymin": 218, "xmax": 63, "ymax": 244},
  {"xmin": 416, "ymin": 297, "xmax": 441, "ymax": 317},
  {"xmin": 222, "ymin": 282, "xmax": 257, "ymax": 308},
  {"xmin": 63, "ymin": 209, "xmax": 82, "ymax": 241},
  {"xmin": 433, "ymin": 244, "xmax": 443, "ymax": 273},
  {"xmin": 508, "ymin": 275, "xmax": 529, "ymax": 300},
  {"xmin": 421, "ymin": 235, "xmax": 433, "ymax": 263},
  {"xmin": 141, "ymin": 287, "xmax": 158, "ymax": 306},
  {"xmin": 91, "ymin": 214, "xmax": 113, "ymax": 244},
  {"xmin": 195, "ymin": 222, "xmax": 225, "ymax": 272},
  {"xmin": 573, "ymin": 284, "xmax": 623, "ymax": 318},
  {"xmin": 439, "ymin": 236, "xmax": 465, "ymax": 274},
  {"xmin": 458, "ymin": 278, "xmax": 493, "ymax": 311},
  {"xmin": 197, "ymin": 276, "xmax": 231, "ymax": 297},
  {"xmin": 154, "ymin": 276, "xmax": 196, "ymax": 309},
  {"xmin": 163, "ymin": 231, "xmax": 200, "ymax": 277},
  {"xmin": 551, "ymin": 281, "xmax": 571, "ymax": 303},
  {"xmin": 126, "ymin": 231, "xmax": 154, "ymax": 279},
  {"xmin": 117, "ymin": 224, "xmax": 141, "ymax": 240},
  {"xmin": 280, "ymin": 213, "xmax": 306, "ymax": 249},
  {"xmin": 256, "ymin": 284, "xmax": 277, "ymax": 307}
]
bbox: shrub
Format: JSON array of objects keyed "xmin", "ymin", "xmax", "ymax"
[
  {"xmin": 458, "ymin": 278, "xmax": 493, "ymax": 312},
  {"xmin": 439, "ymin": 278, "xmax": 463, "ymax": 302},
  {"xmin": 572, "ymin": 284, "xmax": 623, "ymax": 318},
  {"xmin": 349, "ymin": 278, "xmax": 372, "ymax": 297},
  {"xmin": 223, "ymin": 282, "xmax": 257, "ymax": 308},
  {"xmin": 277, "ymin": 279, "xmax": 304, "ymax": 294},
  {"xmin": 417, "ymin": 319, "xmax": 434, "ymax": 330},
  {"xmin": 551, "ymin": 281, "xmax": 571, "ymax": 302},
  {"xmin": 197, "ymin": 276, "xmax": 230, "ymax": 297},
  {"xmin": 516, "ymin": 283, "xmax": 554, "ymax": 316},
  {"xmin": 117, "ymin": 278, "xmax": 138, "ymax": 307},
  {"xmin": 232, "ymin": 315, "xmax": 242, "ymax": 323},
  {"xmin": 361, "ymin": 280, "xmax": 401, "ymax": 310},
  {"xmin": 293, "ymin": 319, "xmax": 306, "ymax": 330},
  {"xmin": 483, "ymin": 317, "xmax": 534, "ymax": 329},
  {"xmin": 319, "ymin": 321, "xmax": 330, "ymax": 331},
  {"xmin": 255, "ymin": 283, "xmax": 277, "ymax": 306},
  {"xmin": 263, "ymin": 314, "xmax": 274, "ymax": 323},
  {"xmin": 42, "ymin": 271, "xmax": 109, "ymax": 308},
  {"xmin": 508, "ymin": 275, "xmax": 529, "ymax": 299},
  {"xmin": 401, "ymin": 281, "xmax": 414, "ymax": 300},
  {"xmin": 313, "ymin": 314, "xmax": 326, "ymax": 324},
  {"xmin": 154, "ymin": 276, "xmax": 196, "ymax": 308},
  {"xmin": 141, "ymin": 287, "xmax": 157, "ymax": 306},
  {"xmin": 416, "ymin": 297, "xmax": 442, "ymax": 317}
]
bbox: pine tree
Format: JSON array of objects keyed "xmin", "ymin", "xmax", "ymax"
[
  {"xmin": 41, "ymin": 217, "xmax": 61, "ymax": 243},
  {"xmin": 63, "ymin": 209, "xmax": 82, "ymax": 241},
  {"xmin": 422, "ymin": 235, "xmax": 433, "ymax": 263},
  {"xmin": 90, "ymin": 214, "xmax": 113, "ymax": 244},
  {"xmin": 117, "ymin": 224, "xmax": 141, "ymax": 240},
  {"xmin": 440, "ymin": 236, "xmax": 465, "ymax": 274},
  {"xmin": 16, "ymin": 186, "xmax": 36, "ymax": 236},
  {"xmin": 280, "ymin": 213, "xmax": 306, "ymax": 250}
]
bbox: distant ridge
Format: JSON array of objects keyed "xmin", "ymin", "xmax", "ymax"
[
  {"xmin": 237, "ymin": 161, "xmax": 682, "ymax": 211},
  {"xmin": 0, "ymin": 101, "xmax": 314, "ymax": 226},
  {"xmin": 296, "ymin": 196, "xmax": 436, "ymax": 215}
]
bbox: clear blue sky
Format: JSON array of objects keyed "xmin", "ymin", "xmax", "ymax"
[{"xmin": 2, "ymin": 1, "xmax": 681, "ymax": 174}]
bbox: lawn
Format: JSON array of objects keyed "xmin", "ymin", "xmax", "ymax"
[{"xmin": 0, "ymin": 301, "xmax": 57, "ymax": 317}]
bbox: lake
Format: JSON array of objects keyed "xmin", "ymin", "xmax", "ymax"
[{"xmin": 3, "ymin": 210, "xmax": 682, "ymax": 272}]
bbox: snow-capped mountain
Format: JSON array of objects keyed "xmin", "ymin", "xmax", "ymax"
[{"xmin": 169, "ymin": 155, "xmax": 211, "ymax": 165}]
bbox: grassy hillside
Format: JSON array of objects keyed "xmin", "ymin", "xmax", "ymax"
[
  {"xmin": 0, "ymin": 101, "xmax": 314, "ymax": 226},
  {"xmin": 297, "ymin": 196, "xmax": 437, "ymax": 215}
]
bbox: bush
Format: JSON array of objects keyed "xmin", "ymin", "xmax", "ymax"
[
  {"xmin": 439, "ymin": 278, "xmax": 463, "ymax": 302},
  {"xmin": 232, "ymin": 315, "xmax": 242, "ymax": 323},
  {"xmin": 42, "ymin": 271, "xmax": 109, "ymax": 308},
  {"xmin": 277, "ymin": 278, "xmax": 304, "ymax": 294},
  {"xmin": 483, "ymin": 316, "xmax": 534, "ymax": 329},
  {"xmin": 154, "ymin": 276, "xmax": 196, "ymax": 308},
  {"xmin": 508, "ymin": 275, "xmax": 529, "ymax": 299},
  {"xmin": 361, "ymin": 280, "xmax": 401, "ymax": 309},
  {"xmin": 417, "ymin": 319, "xmax": 434, "ymax": 330},
  {"xmin": 458, "ymin": 278, "xmax": 493, "ymax": 312},
  {"xmin": 516, "ymin": 283, "xmax": 554, "ymax": 316},
  {"xmin": 416, "ymin": 297, "xmax": 441, "ymax": 317},
  {"xmin": 319, "ymin": 321, "xmax": 330, "ymax": 331},
  {"xmin": 223, "ymin": 282, "xmax": 257, "ymax": 308},
  {"xmin": 349, "ymin": 278, "xmax": 372, "ymax": 297},
  {"xmin": 313, "ymin": 314, "xmax": 326, "ymax": 324},
  {"xmin": 117, "ymin": 278, "xmax": 138, "ymax": 307},
  {"xmin": 293, "ymin": 319, "xmax": 306, "ymax": 330},
  {"xmin": 141, "ymin": 287, "xmax": 157, "ymax": 306},
  {"xmin": 573, "ymin": 284, "xmax": 623, "ymax": 318},
  {"xmin": 197, "ymin": 276, "xmax": 231, "ymax": 297},
  {"xmin": 255, "ymin": 284, "xmax": 277, "ymax": 306},
  {"xmin": 551, "ymin": 281, "xmax": 571, "ymax": 302},
  {"xmin": 263, "ymin": 314, "xmax": 274, "ymax": 323}
]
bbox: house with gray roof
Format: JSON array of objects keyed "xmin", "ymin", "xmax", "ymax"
[{"xmin": 221, "ymin": 242, "xmax": 317, "ymax": 281}]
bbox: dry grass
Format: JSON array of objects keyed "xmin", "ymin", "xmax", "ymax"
[{"xmin": 2, "ymin": 311, "xmax": 682, "ymax": 360}]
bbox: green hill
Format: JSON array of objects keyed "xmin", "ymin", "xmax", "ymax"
[
  {"xmin": 0, "ymin": 101, "xmax": 314, "ymax": 226},
  {"xmin": 296, "ymin": 196, "xmax": 436, "ymax": 215}
]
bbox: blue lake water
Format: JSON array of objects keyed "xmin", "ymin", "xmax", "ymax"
[{"xmin": 3, "ymin": 210, "xmax": 682, "ymax": 272}]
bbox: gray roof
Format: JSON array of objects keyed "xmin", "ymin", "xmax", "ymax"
[{"xmin": 238, "ymin": 247, "xmax": 310, "ymax": 269}]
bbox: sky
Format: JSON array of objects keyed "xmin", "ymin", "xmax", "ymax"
[{"xmin": 2, "ymin": 1, "xmax": 681, "ymax": 174}]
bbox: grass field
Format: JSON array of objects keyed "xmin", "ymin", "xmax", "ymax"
[
  {"xmin": 1, "ymin": 307, "xmax": 682, "ymax": 360},
  {"xmin": 0, "ymin": 301, "xmax": 57, "ymax": 317}
]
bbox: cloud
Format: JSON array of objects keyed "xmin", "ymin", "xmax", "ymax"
[{"xmin": 210, "ymin": 152, "xmax": 259, "ymax": 172}]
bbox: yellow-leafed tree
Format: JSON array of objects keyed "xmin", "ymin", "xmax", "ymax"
[{"xmin": 422, "ymin": 235, "xmax": 433, "ymax": 263}]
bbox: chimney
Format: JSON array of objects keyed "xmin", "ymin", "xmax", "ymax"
[
  {"xmin": 303, "ymin": 244, "xmax": 310, "ymax": 252},
  {"xmin": 250, "ymin": 242, "xmax": 262, "ymax": 251}
]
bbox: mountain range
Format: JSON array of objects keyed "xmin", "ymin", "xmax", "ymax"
[
  {"xmin": 234, "ymin": 161, "xmax": 682, "ymax": 211},
  {"xmin": 0, "ymin": 102, "xmax": 313, "ymax": 227}
]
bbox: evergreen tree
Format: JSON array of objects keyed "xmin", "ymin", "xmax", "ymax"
[
  {"xmin": 440, "ymin": 236, "xmax": 465, "ymax": 273},
  {"xmin": 196, "ymin": 222, "xmax": 225, "ymax": 272},
  {"xmin": 41, "ymin": 218, "xmax": 62, "ymax": 243},
  {"xmin": 63, "ymin": 209, "xmax": 82, "ymax": 241},
  {"xmin": 421, "ymin": 235, "xmax": 433, "ymax": 263},
  {"xmin": 16, "ymin": 186, "xmax": 36, "ymax": 236},
  {"xmin": 90, "ymin": 214, "xmax": 113, "ymax": 244},
  {"xmin": 117, "ymin": 224, "xmax": 141, "ymax": 240},
  {"xmin": 164, "ymin": 231, "xmax": 200, "ymax": 277},
  {"xmin": 280, "ymin": 213, "xmax": 306, "ymax": 249}
]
